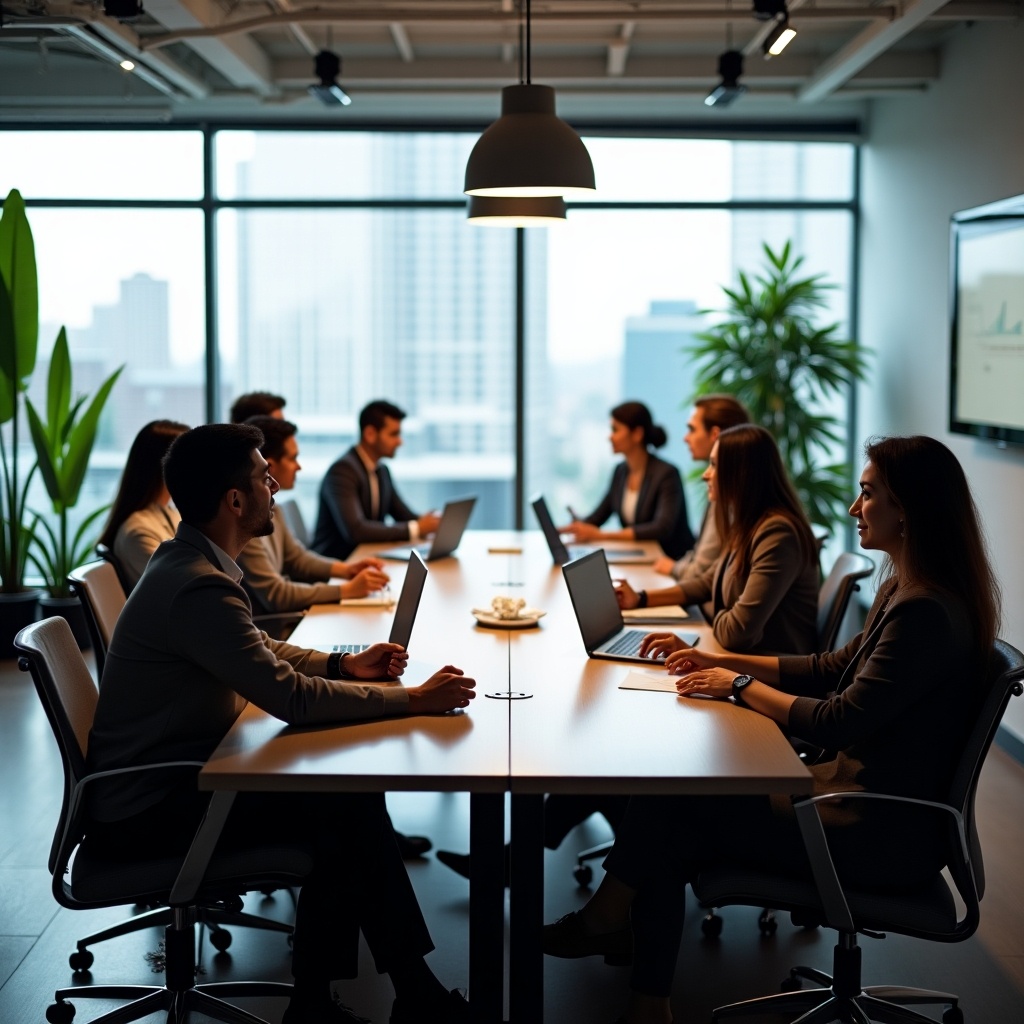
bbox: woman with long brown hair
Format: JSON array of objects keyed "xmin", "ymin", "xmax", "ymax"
[
  {"xmin": 618, "ymin": 423, "xmax": 819, "ymax": 655},
  {"xmin": 98, "ymin": 419, "xmax": 190, "ymax": 591},
  {"xmin": 544, "ymin": 435, "xmax": 1001, "ymax": 1024}
]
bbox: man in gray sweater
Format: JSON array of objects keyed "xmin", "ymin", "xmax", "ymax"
[
  {"xmin": 238, "ymin": 416, "xmax": 389, "ymax": 614},
  {"xmin": 87, "ymin": 423, "xmax": 475, "ymax": 1024}
]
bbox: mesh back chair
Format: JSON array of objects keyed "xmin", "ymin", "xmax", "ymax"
[
  {"xmin": 692, "ymin": 638, "xmax": 1024, "ymax": 1024},
  {"xmin": 816, "ymin": 552, "xmax": 875, "ymax": 654},
  {"xmin": 16, "ymin": 615, "xmax": 309, "ymax": 1024},
  {"xmin": 68, "ymin": 561, "xmax": 126, "ymax": 679}
]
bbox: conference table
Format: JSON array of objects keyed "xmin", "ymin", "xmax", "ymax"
[{"xmin": 199, "ymin": 530, "xmax": 812, "ymax": 1024}]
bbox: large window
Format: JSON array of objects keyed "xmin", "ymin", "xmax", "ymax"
[{"xmin": 2, "ymin": 127, "xmax": 855, "ymax": 544}]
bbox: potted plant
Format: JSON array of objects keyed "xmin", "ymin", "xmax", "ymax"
[
  {"xmin": 27, "ymin": 327, "xmax": 122, "ymax": 648},
  {"xmin": 0, "ymin": 188, "xmax": 42, "ymax": 655},
  {"xmin": 688, "ymin": 241, "xmax": 869, "ymax": 531}
]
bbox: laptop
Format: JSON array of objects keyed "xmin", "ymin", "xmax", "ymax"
[
  {"xmin": 379, "ymin": 496, "xmax": 477, "ymax": 562},
  {"xmin": 332, "ymin": 550, "xmax": 429, "ymax": 655},
  {"xmin": 531, "ymin": 494, "xmax": 653, "ymax": 566},
  {"xmin": 562, "ymin": 549, "xmax": 699, "ymax": 663}
]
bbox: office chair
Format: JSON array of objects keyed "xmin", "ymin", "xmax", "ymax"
[
  {"xmin": 17, "ymin": 615, "xmax": 311, "ymax": 1024},
  {"xmin": 695, "ymin": 549, "xmax": 877, "ymax": 937},
  {"xmin": 94, "ymin": 542, "xmax": 135, "ymax": 598},
  {"xmin": 278, "ymin": 498, "xmax": 310, "ymax": 547},
  {"xmin": 68, "ymin": 561, "xmax": 125, "ymax": 680},
  {"xmin": 692, "ymin": 638, "xmax": 1024, "ymax": 1024},
  {"xmin": 19, "ymin": 605, "xmax": 294, "ymax": 978}
]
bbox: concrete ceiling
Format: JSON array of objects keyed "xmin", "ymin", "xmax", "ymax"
[{"xmin": 0, "ymin": 1, "xmax": 1019, "ymax": 127}]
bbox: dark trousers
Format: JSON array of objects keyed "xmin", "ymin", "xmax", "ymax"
[
  {"xmin": 88, "ymin": 786, "xmax": 434, "ymax": 981},
  {"xmin": 542, "ymin": 793, "xmax": 630, "ymax": 849}
]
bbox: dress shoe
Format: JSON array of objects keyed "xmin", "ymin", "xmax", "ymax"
[
  {"xmin": 436, "ymin": 844, "xmax": 511, "ymax": 887},
  {"xmin": 542, "ymin": 910, "xmax": 633, "ymax": 966},
  {"xmin": 281, "ymin": 992, "xmax": 371, "ymax": 1024},
  {"xmin": 395, "ymin": 831, "xmax": 432, "ymax": 858},
  {"xmin": 390, "ymin": 987, "xmax": 469, "ymax": 1024}
]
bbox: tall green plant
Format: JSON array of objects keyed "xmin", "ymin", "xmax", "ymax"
[
  {"xmin": 0, "ymin": 189, "xmax": 40, "ymax": 593},
  {"xmin": 688, "ymin": 241, "xmax": 869, "ymax": 530},
  {"xmin": 27, "ymin": 330, "xmax": 122, "ymax": 599}
]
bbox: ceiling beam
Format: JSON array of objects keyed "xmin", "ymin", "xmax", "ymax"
[
  {"xmin": 798, "ymin": 0, "xmax": 953, "ymax": 103},
  {"xmin": 607, "ymin": 21, "xmax": 635, "ymax": 77},
  {"xmin": 143, "ymin": 0, "xmax": 277, "ymax": 95},
  {"xmin": 390, "ymin": 23, "xmax": 415, "ymax": 62}
]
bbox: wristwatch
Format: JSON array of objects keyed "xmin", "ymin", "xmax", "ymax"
[{"xmin": 731, "ymin": 674, "xmax": 755, "ymax": 704}]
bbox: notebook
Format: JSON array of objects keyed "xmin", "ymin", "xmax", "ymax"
[
  {"xmin": 562, "ymin": 549, "xmax": 699, "ymax": 664},
  {"xmin": 379, "ymin": 496, "xmax": 476, "ymax": 562},
  {"xmin": 531, "ymin": 494, "xmax": 653, "ymax": 566},
  {"xmin": 332, "ymin": 551, "xmax": 428, "ymax": 655}
]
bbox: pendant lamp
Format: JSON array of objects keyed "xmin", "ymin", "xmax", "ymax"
[
  {"xmin": 467, "ymin": 195, "xmax": 567, "ymax": 227},
  {"xmin": 464, "ymin": 0, "xmax": 595, "ymax": 199}
]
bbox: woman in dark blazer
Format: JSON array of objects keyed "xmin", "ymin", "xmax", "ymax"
[
  {"xmin": 617, "ymin": 423, "xmax": 819, "ymax": 656},
  {"xmin": 544, "ymin": 435, "xmax": 1002, "ymax": 1024},
  {"xmin": 565, "ymin": 401, "xmax": 694, "ymax": 559}
]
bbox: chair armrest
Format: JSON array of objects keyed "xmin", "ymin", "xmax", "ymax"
[{"xmin": 792, "ymin": 790, "xmax": 967, "ymax": 934}]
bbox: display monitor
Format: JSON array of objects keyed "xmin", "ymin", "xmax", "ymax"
[{"xmin": 949, "ymin": 193, "xmax": 1024, "ymax": 447}]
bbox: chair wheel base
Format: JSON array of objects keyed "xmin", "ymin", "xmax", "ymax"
[
  {"xmin": 758, "ymin": 909, "xmax": 777, "ymax": 936},
  {"xmin": 209, "ymin": 926, "xmax": 233, "ymax": 952},
  {"xmin": 573, "ymin": 864, "xmax": 593, "ymax": 887},
  {"xmin": 701, "ymin": 911, "xmax": 724, "ymax": 938},
  {"xmin": 943, "ymin": 1008, "xmax": 964, "ymax": 1024}
]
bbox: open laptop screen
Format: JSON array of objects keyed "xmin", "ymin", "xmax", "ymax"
[{"xmin": 562, "ymin": 549, "xmax": 623, "ymax": 652}]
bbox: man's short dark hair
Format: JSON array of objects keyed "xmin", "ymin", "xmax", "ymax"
[
  {"xmin": 247, "ymin": 416, "xmax": 298, "ymax": 462},
  {"xmin": 359, "ymin": 400, "xmax": 405, "ymax": 434},
  {"xmin": 694, "ymin": 394, "xmax": 750, "ymax": 433},
  {"xmin": 229, "ymin": 391, "xmax": 286, "ymax": 424},
  {"xmin": 164, "ymin": 423, "xmax": 265, "ymax": 525}
]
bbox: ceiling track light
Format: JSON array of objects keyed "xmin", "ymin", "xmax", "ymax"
[
  {"xmin": 308, "ymin": 49, "xmax": 352, "ymax": 106},
  {"xmin": 705, "ymin": 49, "xmax": 747, "ymax": 108},
  {"xmin": 103, "ymin": 0, "xmax": 145, "ymax": 21},
  {"xmin": 752, "ymin": 0, "xmax": 787, "ymax": 21},
  {"xmin": 763, "ymin": 16, "xmax": 797, "ymax": 58},
  {"xmin": 464, "ymin": 0, "xmax": 595, "ymax": 200},
  {"xmin": 466, "ymin": 195, "xmax": 567, "ymax": 228}
]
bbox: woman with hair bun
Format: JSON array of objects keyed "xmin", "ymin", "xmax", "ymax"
[{"xmin": 564, "ymin": 401, "xmax": 694, "ymax": 559}]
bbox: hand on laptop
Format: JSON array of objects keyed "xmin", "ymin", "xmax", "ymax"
[
  {"xmin": 342, "ymin": 556, "xmax": 387, "ymax": 577},
  {"xmin": 653, "ymin": 556, "xmax": 677, "ymax": 576},
  {"xmin": 614, "ymin": 579, "xmax": 640, "ymax": 610},
  {"xmin": 564, "ymin": 520, "xmax": 600, "ymax": 543},
  {"xmin": 417, "ymin": 511, "xmax": 442, "ymax": 536},
  {"xmin": 341, "ymin": 564, "xmax": 391, "ymax": 598},
  {"xmin": 407, "ymin": 665, "xmax": 477, "ymax": 713},
  {"xmin": 638, "ymin": 631, "xmax": 691, "ymax": 661},
  {"xmin": 344, "ymin": 642, "xmax": 409, "ymax": 680}
]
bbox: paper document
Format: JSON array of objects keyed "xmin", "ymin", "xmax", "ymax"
[
  {"xmin": 340, "ymin": 592, "xmax": 395, "ymax": 608},
  {"xmin": 621, "ymin": 605, "xmax": 690, "ymax": 623},
  {"xmin": 618, "ymin": 669, "xmax": 679, "ymax": 694}
]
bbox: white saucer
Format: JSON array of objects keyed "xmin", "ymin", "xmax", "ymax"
[{"xmin": 472, "ymin": 608, "xmax": 546, "ymax": 629}]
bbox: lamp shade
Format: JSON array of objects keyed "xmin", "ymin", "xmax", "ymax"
[
  {"xmin": 467, "ymin": 195, "xmax": 567, "ymax": 227},
  {"xmin": 464, "ymin": 84, "xmax": 596, "ymax": 199}
]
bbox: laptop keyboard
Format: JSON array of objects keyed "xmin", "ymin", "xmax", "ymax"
[
  {"xmin": 332, "ymin": 643, "xmax": 369, "ymax": 654},
  {"xmin": 603, "ymin": 631, "xmax": 646, "ymax": 657}
]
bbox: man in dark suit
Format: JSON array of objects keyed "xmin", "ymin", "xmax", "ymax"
[
  {"xmin": 88, "ymin": 423, "xmax": 474, "ymax": 1024},
  {"xmin": 313, "ymin": 399, "xmax": 441, "ymax": 560}
]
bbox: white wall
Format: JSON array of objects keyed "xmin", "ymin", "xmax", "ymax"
[{"xmin": 859, "ymin": 22, "xmax": 1024, "ymax": 741}]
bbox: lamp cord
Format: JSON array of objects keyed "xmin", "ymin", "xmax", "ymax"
[{"xmin": 526, "ymin": 0, "xmax": 532, "ymax": 83}]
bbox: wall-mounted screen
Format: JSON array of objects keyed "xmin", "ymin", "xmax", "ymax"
[{"xmin": 949, "ymin": 193, "xmax": 1024, "ymax": 447}]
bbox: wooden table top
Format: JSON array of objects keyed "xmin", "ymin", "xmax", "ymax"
[{"xmin": 200, "ymin": 530, "xmax": 810, "ymax": 796}]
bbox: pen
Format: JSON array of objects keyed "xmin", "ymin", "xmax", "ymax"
[{"xmin": 567, "ymin": 505, "xmax": 579, "ymax": 521}]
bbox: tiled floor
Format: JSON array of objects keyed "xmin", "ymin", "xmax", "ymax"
[{"xmin": 2, "ymin": 655, "xmax": 1023, "ymax": 1023}]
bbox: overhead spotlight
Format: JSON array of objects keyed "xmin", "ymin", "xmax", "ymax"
[
  {"xmin": 763, "ymin": 17, "xmax": 797, "ymax": 58},
  {"xmin": 752, "ymin": 0, "xmax": 786, "ymax": 20},
  {"xmin": 308, "ymin": 50, "xmax": 352, "ymax": 107},
  {"xmin": 704, "ymin": 50, "xmax": 747, "ymax": 108},
  {"xmin": 103, "ymin": 0, "xmax": 145, "ymax": 20},
  {"xmin": 119, "ymin": 59, "xmax": 136, "ymax": 72}
]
